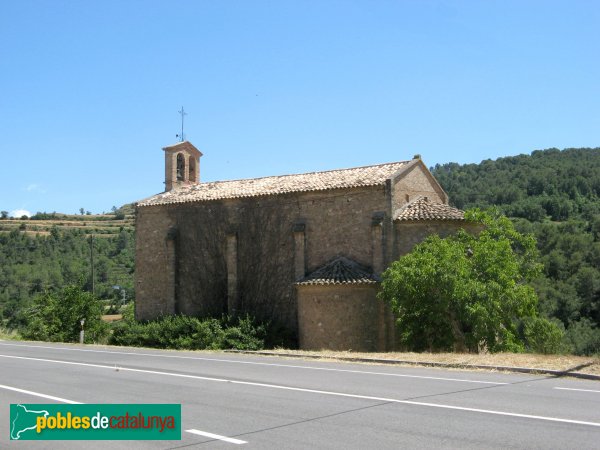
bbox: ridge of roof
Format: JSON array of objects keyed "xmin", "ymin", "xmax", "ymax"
[
  {"xmin": 296, "ymin": 256, "xmax": 380, "ymax": 286},
  {"xmin": 394, "ymin": 196, "xmax": 465, "ymax": 222},
  {"xmin": 138, "ymin": 160, "xmax": 411, "ymax": 207}
]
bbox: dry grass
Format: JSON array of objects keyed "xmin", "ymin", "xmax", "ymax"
[
  {"xmin": 265, "ymin": 349, "xmax": 600, "ymax": 375},
  {"xmin": 102, "ymin": 314, "xmax": 123, "ymax": 323},
  {"xmin": 576, "ymin": 362, "xmax": 600, "ymax": 376}
]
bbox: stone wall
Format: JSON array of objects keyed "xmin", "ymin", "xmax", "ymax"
[
  {"xmin": 391, "ymin": 162, "xmax": 445, "ymax": 212},
  {"xmin": 393, "ymin": 221, "xmax": 480, "ymax": 258},
  {"xmin": 297, "ymin": 284, "xmax": 381, "ymax": 351},
  {"xmin": 134, "ymin": 206, "xmax": 176, "ymax": 319},
  {"xmin": 135, "ymin": 185, "xmax": 390, "ymax": 332}
]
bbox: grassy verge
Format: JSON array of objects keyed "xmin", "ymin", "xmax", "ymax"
[
  {"xmin": 0, "ymin": 327, "xmax": 21, "ymax": 340},
  {"xmin": 262, "ymin": 349, "xmax": 600, "ymax": 375}
]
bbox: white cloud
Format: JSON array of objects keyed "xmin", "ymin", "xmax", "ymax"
[
  {"xmin": 25, "ymin": 183, "xmax": 46, "ymax": 194},
  {"xmin": 10, "ymin": 209, "xmax": 32, "ymax": 218}
]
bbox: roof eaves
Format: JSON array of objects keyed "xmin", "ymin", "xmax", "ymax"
[
  {"xmin": 296, "ymin": 278, "xmax": 380, "ymax": 286},
  {"xmin": 137, "ymin": 180, "xmax": 391, "ymax": 207}
]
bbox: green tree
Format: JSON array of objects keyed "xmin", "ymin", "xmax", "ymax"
[
  {"xmin": 564, "ymin": 318, "xmax": 600, "ymax": 355},
  {"xmin": 20, "ymin": 284, "xmax": 108, "ymax": 343},
  {"xmin": 379, "ymin": 209, "xmax": 542, "ymax": 353},
  {"xmin": 432, "ymin": 148, "xmax": 600, "ymax": 354},
  {"xmin": 0, "ymin": 211, "xmax": 8, "ymax": 219}
]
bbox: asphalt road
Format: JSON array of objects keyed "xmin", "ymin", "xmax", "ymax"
[{"xmin": 1, "ymin": 341, "xmax": 599, "ymax": 449}]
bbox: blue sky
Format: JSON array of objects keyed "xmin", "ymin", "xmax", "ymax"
[{"xmin": 1, "ymin": 1, "xmax": 598, "ymax": 216}]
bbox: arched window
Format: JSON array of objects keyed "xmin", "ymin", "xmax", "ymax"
[
  {"xmin": 189, "ymin": 157, "xmax": 196, "ymax": 182},
  {"xmin": 176, "ymin": 153, "xmax": 185, "ymax": 181}
]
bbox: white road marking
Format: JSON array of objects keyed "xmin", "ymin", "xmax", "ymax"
[
  {"xmin": 186, "ymin": 429, "xmax": 247, "ymax": 444},
  {"xmin": 0, "ymin": 383, "xmax": 81, "ymax": 404},
  {"xmin": 0, "ymin": 342, "xmax": 505, "ymax": 385},
  {"xmin": 555, "ymin": 387, "xmax": 600, "ymax": 394},
  {"xmin": 1, "ymin": 353, "xmax": 599, "ymax": 428}
]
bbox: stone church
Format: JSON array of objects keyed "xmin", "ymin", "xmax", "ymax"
[{"xmin": 135, "ymin": 141, "xmax": 468, "ymax": 351}]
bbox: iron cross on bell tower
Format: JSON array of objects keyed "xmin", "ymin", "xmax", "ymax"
[{"xmin": 176, "ymin": 106, "xmax": 187, "ymax": 142}]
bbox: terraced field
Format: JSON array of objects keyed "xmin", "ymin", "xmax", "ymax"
[{"xmin": 0, "ymin": 213, "xmax": 135, "ymax": 237}]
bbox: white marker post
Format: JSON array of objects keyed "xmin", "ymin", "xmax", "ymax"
[{"xmin": 79, "ymin": 318, "xmax": 85, "ymax": 344}]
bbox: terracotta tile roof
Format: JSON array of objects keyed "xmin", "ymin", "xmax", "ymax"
[
  {"xmin": 138, "ymin": 161, "xmax": 410, "ymax": 207},
  {"xmin": 394, "ymin": 196, "xmax": 465, "ymax": 222},
  {"xmin": 296, "ymin": 256, "xmax": 380, "ymax": 285}
]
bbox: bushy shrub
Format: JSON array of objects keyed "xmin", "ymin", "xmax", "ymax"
[
  {"xmin": 20, "ymin": 284, "xmax": 109, "ymax": 343},
  {"xmin": 522, "ymin": 317, "xmax": 565, "ymax": 354},
  {"xmin": 109, "ymin": 320, "xmax": 145, "ymax": 347},
  {"xmin": 221, "ymin": 315, "xmax": 266, "ymax": 350},
  {"xmin": 109, "ymin": 314, "xmax": 266, "ymax": 350}
]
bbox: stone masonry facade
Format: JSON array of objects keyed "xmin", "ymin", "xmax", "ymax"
[{"xmin": 135, "ymin": 141, "xmax": 470, "ymax": 351}]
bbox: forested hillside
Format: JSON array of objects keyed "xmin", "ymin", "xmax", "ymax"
[
  {"xmin": 0, "ymin": 208, "xmax": 135, "ymax": 328},
  {"xmin": 432, "ymin": 148, "xmax": 600, "ymax": 354},
  {"xmin": 1, "ymin": 150, "xmax": 599, "ymax": 354}
]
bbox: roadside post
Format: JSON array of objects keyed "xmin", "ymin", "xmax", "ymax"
[{"xmin": 80, "ymin": 318, "xmax": 85, "ymax": 344}]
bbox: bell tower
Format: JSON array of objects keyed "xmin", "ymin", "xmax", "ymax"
[{"xmin": 163, "ymin": 141, "xmax": 203, "ymax": 192}]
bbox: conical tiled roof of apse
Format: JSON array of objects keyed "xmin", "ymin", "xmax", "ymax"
[
  {"xmin": 296, "ymin": 256, "xmax": 380, "ymax": 285},
  {"xmin": 394, "ymin": 196, "xmax": 465, "ymax": 221}
]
